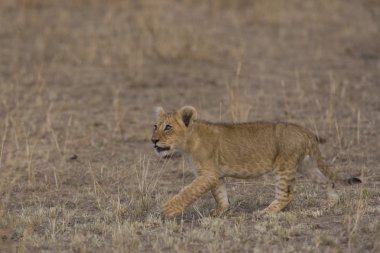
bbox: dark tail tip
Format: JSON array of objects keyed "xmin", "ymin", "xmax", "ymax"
[
  {"xmin": 347, "ymin": 177, "xmax": 362, "ymax": 184},
  {"xmin": 315, "ymin": 136, "xmax": 327, "ymax": 144}
]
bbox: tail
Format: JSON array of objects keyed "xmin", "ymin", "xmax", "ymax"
[
  {"xmin": 309, "ymin": 136, "xmax": 361, "ymax": 185},
  {"xmin": 315, "ymin": 135, "xmax": 327, "ymax": 144}
]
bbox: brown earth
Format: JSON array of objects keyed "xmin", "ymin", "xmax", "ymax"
[{"xmin": 0, "ymin": 0, "xmax": 379, "ymax": 252}]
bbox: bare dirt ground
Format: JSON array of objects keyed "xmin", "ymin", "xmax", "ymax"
[{"xmin": 0, "ymin": 0, "xmax": 379, "ymax": 252}]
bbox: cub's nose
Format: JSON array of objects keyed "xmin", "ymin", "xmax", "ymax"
[{"xmin": 151, "ymin": 138, "xmax": 159, "ymax": 145}]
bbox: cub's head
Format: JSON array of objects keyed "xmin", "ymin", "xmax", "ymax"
[{"xmin": 151, "ymin": 106, "xmax": 197, "ymax": 157}]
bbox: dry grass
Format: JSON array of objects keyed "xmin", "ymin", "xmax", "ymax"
[{"xmin": 0, "ymin": 0, "xmax": 379, "ymax": 252}]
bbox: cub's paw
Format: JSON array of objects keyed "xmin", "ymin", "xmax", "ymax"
[
  {"xmin": 327, "ymin": 191, "xmax": 339, "ymax": 207},
  {"xmin": 254, "ymin": 209, "xmax": 266, "ymax": 218},
  {"xmin": 254, "ymin": 208, "xmax": 276, "ymax": 218},
  {"xmin": 210, "ymin": 205, "xmax": 230, "ymax": 217},
  {"xmin": 162, "ymin": 198, "xmax": 184, "ymax": 218}
]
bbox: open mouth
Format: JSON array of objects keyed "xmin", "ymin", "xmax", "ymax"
[{"xmin": 154, "ymin": 145, "xmax": 170, "ymax": 153}]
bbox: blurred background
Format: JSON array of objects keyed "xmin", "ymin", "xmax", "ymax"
[{"xmin": 0, "ymin": 0, "xmax": 379, "ymax": 252}]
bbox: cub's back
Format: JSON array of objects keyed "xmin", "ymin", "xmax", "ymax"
[{"xmin": 215, "ymin": 122, "xmax": 312, "ymax": 160}]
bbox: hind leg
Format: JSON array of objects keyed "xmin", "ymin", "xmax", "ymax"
[
  {"xmin": 301, "ymin": 156, "xmax": 339, "ymax": 205},
  {"xmin": 259, "ymin": 157, "xmax": 297, "ymax": 215}
]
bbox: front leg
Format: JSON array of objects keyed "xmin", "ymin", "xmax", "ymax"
[
  {"xmin": 210, "ymin": 178, "xmax": 230, "ymax": 216},
  {"xmin": 163, "ymin": 175, "xmax": 218, "ymax": 217}
]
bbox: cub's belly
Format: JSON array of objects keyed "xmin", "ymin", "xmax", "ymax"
[{"xmin": 220, "ymin": 164, "xmax": 272, "ymax": 178}]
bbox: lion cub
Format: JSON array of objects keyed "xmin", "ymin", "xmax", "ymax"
[{"xmin": 151, "ymin": 106, "xmax": 360, "ymax": 217}]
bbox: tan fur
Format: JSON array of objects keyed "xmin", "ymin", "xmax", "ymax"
[{"xmin": 151, "ymin": 106, "xmax": 359, "ymax": 217}]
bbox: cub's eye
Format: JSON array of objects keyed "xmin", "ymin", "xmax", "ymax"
[
  {"xmin": 153, "ymin": 124, "xmax": 158, "ymax": 130},
  {"xmin": 164, "ymin": 125, "xmax": 172, "ymax": 131}
]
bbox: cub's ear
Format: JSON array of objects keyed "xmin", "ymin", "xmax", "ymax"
[
  {"xmin": 179, "ymin": 106, "xmax": 197, "ymax": 127},
  {"xmin": 155, "ymin": 106, "xmax": 165, "ymax": 120}
]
